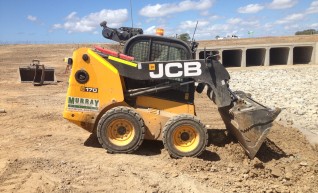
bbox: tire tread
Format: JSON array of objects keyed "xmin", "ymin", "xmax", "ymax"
[{"xmin": 97, "ymin": 106, "xmax": 145, "ymax": 154}]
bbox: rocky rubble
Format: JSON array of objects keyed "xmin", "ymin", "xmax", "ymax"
[{"xmin": 229, "ymin": 66, "xmax": 318, "ymax": 138}]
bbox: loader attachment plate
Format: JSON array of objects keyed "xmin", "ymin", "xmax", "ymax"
[
  {"xmin": 19, "ymin": 60, "xmax": 56, "ymax": 85},
  {"xmin": 219, "ymin": 91, "xmax": 281, "ymax": 159}
]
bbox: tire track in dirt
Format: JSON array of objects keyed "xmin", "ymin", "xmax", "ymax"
[{"xmin": 0, "ymin": 158, "xmax": 59, "ymax": 193}]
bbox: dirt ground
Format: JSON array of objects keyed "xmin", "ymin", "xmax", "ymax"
[{"xmin": 0, "ymin": 44, "xmax": 317, "ymax": 193}]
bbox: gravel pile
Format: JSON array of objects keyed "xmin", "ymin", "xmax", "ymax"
[{"xmin": 228, "ymin": 66, "xmax": 318, "ymax": 138}]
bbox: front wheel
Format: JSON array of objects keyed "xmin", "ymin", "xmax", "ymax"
[
  {"xmin": 163, "ymin": 114, "xmax": 208, "ymax": 158},
  {"xmin": 97, "ymin": 106, "xmax": 145, "ymax": 153}
]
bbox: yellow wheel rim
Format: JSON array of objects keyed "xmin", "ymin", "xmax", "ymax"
[
  {"xmin": 172, "ymin": 125, "xmax": 199, "ymax": 152},
  {"xmin": 106, "ymin": 119, "xmax": 135, "ymax": 146}
]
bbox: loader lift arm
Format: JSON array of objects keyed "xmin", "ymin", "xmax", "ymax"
[{"xmin": 100, "ymin": 54, "xmax": 232, "ymax": 108}]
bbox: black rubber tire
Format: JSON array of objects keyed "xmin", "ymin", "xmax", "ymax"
[
  {"xmin": 163, "ymin": 114, "xmax": 208, "ymax": 158},
  {"xmin": 97, "ymin": 106, "xmax": 145, "ymax": 153}
]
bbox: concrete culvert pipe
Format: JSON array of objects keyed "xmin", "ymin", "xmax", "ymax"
[
  {"xmin": 246, "ymin": 48, "xmax": 266, "ymax": 67},
  {"xmin": 270, "ymin": 47, "xmax": 289, "ymax": 65},
  {"xmin": 293, "ymin": 46, "xmax": 313, "ymax": 64},
  {"xmin": 222, "ymin": 49, "xmax": 242, "ymax": 67}
]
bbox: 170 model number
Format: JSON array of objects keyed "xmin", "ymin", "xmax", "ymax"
[{"xmin": 81, "ymin": 87, "xmax": 98, "ymax": 93}]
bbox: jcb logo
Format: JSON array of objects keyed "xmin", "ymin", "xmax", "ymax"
[{"xmin": 149, "ymin": 62, "xmax": 202, "ymax": 78}]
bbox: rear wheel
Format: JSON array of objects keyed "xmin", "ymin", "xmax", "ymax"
[
  {"xmin": 163, "ymin": 114, "xmax": 208, "ymax": 158},
  {"xmin": 97, "ymin": 106, "xmax": 145, "ymax": 153}
]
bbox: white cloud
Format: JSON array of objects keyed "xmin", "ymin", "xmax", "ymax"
[
  {"xmin": 263, "ymin": 23, "xmax": 274, "ymax": 31},
  {"xmin": 66, "ymin": 12, "xmax": 77, "ymax": 20},
  {"xmin": 306, "ymin": 0, "xmax": 318, "ymax": 14},
  {"xmin": 276, "ymin": 13, "xmax": 305, "ymax": 24},
  {"xmin": 227, "ymin": 18, "xmax": 242, "ymax": 25},
  {"xmin": 209, "ymin": 15, "xmax": 220, "ymax": 20},
  {"xmin": 310, "ymin": 23, "xmax": 318, "ymax": 28},
  {"xmin": 207, "ymin": 24, "xmax": 226, "ymax": 32},
  {"xmin": 175, "ymin": 16, "xmax": 262, "ymax": 39},
  {"xmin": 274, "ymin": 1, "xmax": 317, "ymax": 28},
  {"xmin": 179, "ymin": 20, "xmax": 209, "ymax": 29},
  {"xmin": 268, "ymin": 0, "xmax": 298, "ymax": 9},
  {"xmin": 192, "ymin": 19, "xmax": 263, "ymax": 39},
  {"xmin": 201, "ymin": 10, "xmax": 210, "ymax": 16},
  {"xmin": 27, "ymin": 15, "xmax": 37, "ymax": 22},
  {"xmin": 225, "ymin": 18, "xmax": 259, "ymax": 30},
  {"xmin": 53, "ymin": 24, "xmax": 62, "ymax": 29},
  {"xmin": 144, "ymin": 26, "xmax": 157, "ymax": 34},
  {"xmin": 139, "ymin": 0, "xmax": 214, "ymax": 17},
  {"xmin": 238, "ymin": 4, "xmax": 264, "ymax": 14},
  {"xmin": 242, "ymin": 20, "xmax": 260, "ymax": 27},
  {"xmin": 52, "ymin": 9, "xmax": 128, "ymax": 33},
  {"xmin": 284, "ymin": 24, "xmax": 299, "ymax": 30},
  {"xmin": 206, "ymin": 24, "xmax": 230, "ymax": 34}
]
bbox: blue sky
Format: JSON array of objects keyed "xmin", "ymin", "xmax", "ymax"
[{"xmin": 0, "ymin": 0, "xmax": 317, "ymax": 43}]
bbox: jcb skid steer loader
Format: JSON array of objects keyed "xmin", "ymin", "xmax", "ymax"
[{"xmin": 63, "ymin": 22, "xmax": 280, "ymax": 159}]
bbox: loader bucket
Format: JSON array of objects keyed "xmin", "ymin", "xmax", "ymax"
[
  {"xmin": 219, "ymin": 91, "xmax": 281, "ymax": 159},
  {"xmin": 19, "ymin": 60, "xmax": 56, "ymax": 85}
]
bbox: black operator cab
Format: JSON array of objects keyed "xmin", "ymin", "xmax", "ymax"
[{"xmin": 123, "ymin": 35, "xmax": 195, "ymax": 104}]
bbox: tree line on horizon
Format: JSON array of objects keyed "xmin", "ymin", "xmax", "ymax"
[{"xmin": 295, "ymin": 29, "xmax": 318, "ymax": 35}]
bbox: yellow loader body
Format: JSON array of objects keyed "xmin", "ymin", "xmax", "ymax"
[{"xmin": 63, "ymin": 48, "xmax": 194, "ymax": 141}]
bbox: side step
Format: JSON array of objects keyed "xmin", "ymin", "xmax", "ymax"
[{"xmin": 18, "ymin": 60, "xmax": 57, "ymax": 86}]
